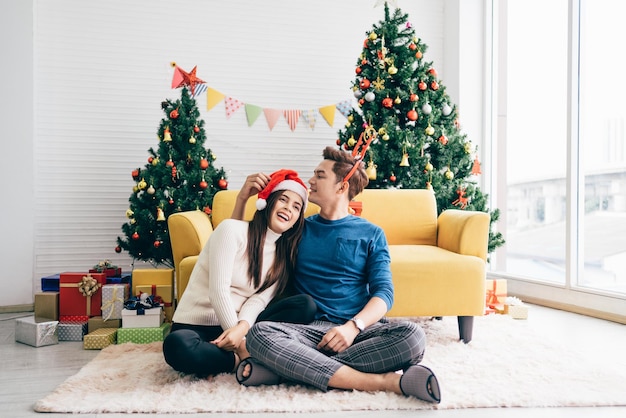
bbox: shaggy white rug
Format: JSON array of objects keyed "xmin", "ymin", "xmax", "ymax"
[{"xmin": 34, "ymin": 314, "xmax": 626, "ymax": 413}]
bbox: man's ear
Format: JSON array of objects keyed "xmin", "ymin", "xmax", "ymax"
[{"xmin": 337, "ymin": 181, "xmax": 350, "ymax": 195}]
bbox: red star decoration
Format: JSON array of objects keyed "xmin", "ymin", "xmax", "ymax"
[{"xmin": 171, "ymin": 65, "xmax": 205, "ymax": 96}]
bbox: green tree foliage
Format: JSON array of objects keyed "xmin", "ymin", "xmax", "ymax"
[
  {"xmin": 117, "ymin": 87, "xmax": 228, "ymax": 266},
  {"xmin": 337, "ymin": 3, "xmax": 504, "ymax": 254}
]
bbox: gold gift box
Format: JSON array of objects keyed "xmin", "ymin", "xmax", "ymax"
[{"xmin": 83, "ymin": 327, "xmax": 117, "ymax": 350}]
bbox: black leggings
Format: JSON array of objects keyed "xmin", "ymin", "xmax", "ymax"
[{"xmin": 162, "ymin": 294, "xmax": 316, "ymax": 377}]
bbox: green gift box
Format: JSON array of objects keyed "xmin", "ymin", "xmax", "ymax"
[{"xmin": 117, "ymin": 322, "xmax": 170, "ymax": 344}]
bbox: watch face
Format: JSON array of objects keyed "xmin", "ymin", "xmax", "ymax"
[{"xmin": 353, "ymin": 318, "xmax": 365, "ymax": 331}]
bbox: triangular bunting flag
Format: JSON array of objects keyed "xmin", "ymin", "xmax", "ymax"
[
  {"xmin": 336, "ymin": 100, "xmax": 353, "ymax": 118},
  {"xmin": 319, "ymin": 105, "xmax": 336, "ymax": 127},
  {"xmin": 284, "ymin": 110, "xmax": 301, "ymax": 132},
  {"xmin": 206, "ymin": 88, "xmax": 226, "ymax": 111},
  {"xmin": 225, "ymin": 97, "xmax": 244, "ymax": 119},
  {"xmin": 192, "ymin": 84, "xmax": 207, "ymax": 98},
  {"xmin": 244, "ymin": 104, "xmax": 263, "ymax": 127},
  {"xmin": 302, "ymin": 109, "xmax": 317, "ymax": 130},
  {"xmin": 264, "ymin": 109, "xmax": 281, "ymax": 131}
]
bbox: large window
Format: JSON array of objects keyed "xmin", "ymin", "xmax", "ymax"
[{"xmin": 492, "ymin": 0, "xmax": 626, "ymax": 319}]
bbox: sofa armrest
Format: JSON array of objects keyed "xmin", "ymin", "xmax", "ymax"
[
  {"xmin": 437, "ymin": 209, "xmax": 490, "ymax": 261},
  {"xmin": 168, "ymin": 210, "xmax": 214, "ymax": 301}
]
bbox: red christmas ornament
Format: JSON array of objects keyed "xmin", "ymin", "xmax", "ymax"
[
  {"xmin": 193, "ymin": 125, "xmax": 200, "ymax": 133},
  {"xmin": 199, "ymin": 180, "xmax": 208, "ymax": 190},
  {"xmin": 382, "ymin": 97, "xmax": 393, "ymax": 108},
  {"xmin": 407, "ymin": 109, "xmax": 418, "ymax": 121},
  {"xmin": 168, "ymin": 198, "xmax": 174, "ymax": 204},
  {"xmin": 358, "ymin": 98, "xmax": 365, "ymax": 106},
  {"xmin": 360, "ymin": 78, "xmax": 371, "ymax": 89},
  {"xmin": 428, "ymin": 68, "xmax": 438, "ymax": 77},
  {"xmin": 418, "ymin": 81, "xmax": 427, "ymax": 91},
  {"xmin": 115, "ymin": 245, "xmax": 122, "ymax": 253},
  {"xmin": 166, "ymin": 159, "xmax": 174, "ymax": 167},
  {"xmin": 148, "ymin": 156, "xmax": 154, "ymax": 164},
  {"xmin": 153, "ymin": 240, "xmax": 161, "ymax": 248},
  {"xmin": 363, "ymin": 39, "xmax": 369, "ymax": 48},
  {"xmin": 361, "ymin": 58, "xmax": 368, "ymax": 65},
  {"xmin": 218, "ymin": 178, "xmax": 228, "ymax": 190},
  {"xmin": 390, "ymin": 174, "xmax": 397, "ymax": 182},
  {"xmin": 203, "ymin": 206, "xmax": 212, "ymax": 215},
  {"xmin": 410, "ymin": 93, "xmax": 419, "ymax": 102},
  {"xmin": 355, "ymin": 67, "xmax": 362, "ymax": 75},
  {"xmin": 438, "ymin": 135, "xmax": 448, "ymax": 145},
  {"xmin": 132, "ymin": 232, "xmax": 140, "ymax": 240},
  {"xmin": 430, "ymin": 81, "xmax": 439, "ymax": 91},
  {"xmin": 415, "ymin": 51, "xmax": 423, "ymax": 59},
  {"xmin": 131, "ymin": 169, "xmax": 139, "ymax": 179},
  {"xmin": 199, "ymin": 159, "xmax": 209, "ymax": 170},
  {"xmin": 170, "ymin": 109, "xmax": 179, "ymax": 119},
  {"xmin": 409, "ymin": 43, "xmax": 417, "ymax": 51},
  {"xmin": 336, "ymin": 139, "xmax": 341, "ymax": 145}
]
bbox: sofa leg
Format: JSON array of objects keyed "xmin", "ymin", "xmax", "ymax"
[{"xmin": 457, "ymin": 316, "xmax": 474, "ymax": 344}]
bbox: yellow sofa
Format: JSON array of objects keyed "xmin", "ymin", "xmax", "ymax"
[{"xmin": 168, "ymin": 188, "xmax": 490, "ymax": 342}]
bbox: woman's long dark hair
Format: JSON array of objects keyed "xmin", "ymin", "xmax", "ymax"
[{"xmin": 246, "ymin": 191, "xmax": 305, "ymax": 295}]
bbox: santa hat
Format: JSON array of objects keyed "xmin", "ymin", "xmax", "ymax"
[{"xmin": 256, "ymin": 169, "xmax": 308, "ymax": 212}]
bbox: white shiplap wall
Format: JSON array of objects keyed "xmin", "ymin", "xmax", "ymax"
[{"xmin": 32, "ymin": 0, "xmax": 445, "ymax": 283}]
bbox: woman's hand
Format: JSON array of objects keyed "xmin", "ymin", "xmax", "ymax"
[
  {"xmin": 232, "ymin": 173, "xmax": 271, "ymax": 219},
  {"xmin": 211, "ymin": 321, "xmax": 250, "ymax": 352}
]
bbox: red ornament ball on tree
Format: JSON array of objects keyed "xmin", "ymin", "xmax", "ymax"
[
  {"xmin": 170, "ymin": 109, "xmax": 179, "ymax": 119},
  {"xmin": 199, "ymin": 159, "xmax": 209, "ymax": 170},
  {"xmin": 199, "ymin": 180, "xmax": 208, "ymax": 190},
  {"xmin": 418, "ymin": 81, "xmax": 427, "ymax": 91},
  {"xmin": 131, "ymin": 169, "xmax": 139, "ymax": 179},
  {"xmin": 360, "ymin": 78, "xmax": 371, "ymax": 89},
  {"xmin": 355, "ymin": 67, "xmax": 362, "ymax": 75},
  {"xmin": 382, "ymin": 97, "xmax": 394, "ymax": 108},
  {"xmin": 430, "ymin": 81, "xmax": 439, "ymax": 91},
  {"xmin": 153, "ymin": 240, "xmax": 161, "ymax": 248},
  {"xmin": 194, "ymin": 125, "xmax": 200, "ymax": 133},
  {"xmin": 409, "ymin": 43, "xmax": 417, "ymax": 51},
  {"xmin": 410, "ymin": 93, "xmax": 419, "ymax": 102},
  {"xmin": 132, "ymin": 232, "xmax": 140, "ymax": 240},
  {"xmin": 407, "ymin": 109, "xmax": 418, "ymax": 121},
  {"xmin": 390, "ymin": 174, "xmax": 397, "ymax": 182},
  {"xmin": 218, "ymin": 178, "xmax": 228, "ymax": 190},
  {"xmin": 115, "ymin": 245, "xmax": 122, "ymax": 253},
  {"xmin": 203, "ymin": 206, "xmax": 212, "ymax": 215}
]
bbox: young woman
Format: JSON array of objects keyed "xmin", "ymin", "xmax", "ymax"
[{"xmin": 163, "ymin": 169, "xmax": 316, "ymax": 377}]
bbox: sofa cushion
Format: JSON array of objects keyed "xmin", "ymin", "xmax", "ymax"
[
  {"xmin": 355, "ymin": 189, "xmax": 438, "ymax": 246},
  {"xmin": 387, "ymin": 245, "xmax": 486, "ymax": 317}
]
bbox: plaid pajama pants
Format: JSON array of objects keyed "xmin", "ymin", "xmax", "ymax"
[{"xmin": 246, "ymin": 319, "xmax": 426, "ymax": 391}]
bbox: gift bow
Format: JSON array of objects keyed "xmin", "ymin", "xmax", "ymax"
[
  {"xmin": 59, "ymin": 274, "xmax": 102, "ymax": 315},
  {"xmin": 486, "ymin": 280, "xmax": 504, "ymax": 309},
  {"xmin": 124, "ymin": 294, "xmax": 161, "ymax": 315}
]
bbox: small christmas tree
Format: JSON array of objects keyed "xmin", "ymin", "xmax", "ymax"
[
  {"xmin": 337, "ymin": 2, "xmax": 504, "ymax": 253},
  {"xmin": 116, "ymin": 65, "xmax": 228, "ymax": 267}
]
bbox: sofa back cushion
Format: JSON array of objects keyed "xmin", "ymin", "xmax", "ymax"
[
  {"xmin": 211, "ymin": 190, "xmax": 320, "ymax": 227},
  {"xmin": 354, "ymin": 189, "xmax": 438, "ymax": 245}
]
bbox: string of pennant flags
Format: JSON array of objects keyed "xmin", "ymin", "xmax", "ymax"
[{"xmin": 171, "ymin": 63, "xmax": 352, "ymax": 132}]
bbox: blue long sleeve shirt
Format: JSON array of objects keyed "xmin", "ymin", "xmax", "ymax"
[{"xmin": 293, "ymin": 214, "xmax": 394, "ymax": 323}]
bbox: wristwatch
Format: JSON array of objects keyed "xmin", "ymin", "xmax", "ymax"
[{"xmin": 351, "ymin": 317, "xmax": 365, "ymax": 332}]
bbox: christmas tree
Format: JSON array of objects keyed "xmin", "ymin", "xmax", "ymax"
[
  {"xmin": 337, "ymin": 3, "xmax": 504, "ymax": 253},
  {"xmin": 116, "ymin": 65, "xmax": 228, "ymax": 267}
]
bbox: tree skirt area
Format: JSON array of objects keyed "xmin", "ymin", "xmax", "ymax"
[{"xmin": 34, "ymin": 314, "xmax": 626, "ymax": 413}]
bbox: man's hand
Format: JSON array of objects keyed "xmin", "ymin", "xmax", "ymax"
[{"xmin": 316, "ymin": 323, "xmax": 359, "ymax": 353}]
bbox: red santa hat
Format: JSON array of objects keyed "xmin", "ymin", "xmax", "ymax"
[{"xmin": 256, "ymin": 169, "xmax": 308, "ymax": 212}]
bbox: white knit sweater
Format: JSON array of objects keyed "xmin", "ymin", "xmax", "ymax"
[{"xmin": 172, "ymin": 219, "xmax": 281, "ymax": 330}]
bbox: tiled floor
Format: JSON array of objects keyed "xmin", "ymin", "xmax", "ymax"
[{"xmin": 1, "ymin": 305, "xmax": 625, "ymax": 418}]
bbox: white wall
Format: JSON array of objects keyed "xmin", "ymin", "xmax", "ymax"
[{"xmin": 0, "ymin": 0, "xmax": 487, "ymax": 309}]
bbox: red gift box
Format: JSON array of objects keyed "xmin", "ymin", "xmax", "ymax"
[
  {"xmin": 89, "ymin": 267, "xmax": 122, "ymax": 278},
  {"xmin": 59, "ymin": 272, "xmax": 106, "ymax": 317}
]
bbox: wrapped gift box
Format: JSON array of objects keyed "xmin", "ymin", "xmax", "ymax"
[
  {"xmin": 83, "ymin": 327, "xmax": 117, "ymax": 350},
  {"xmin": 135, "ymin": 284, "xmax": 173, "ymax": 322},
  {"xmin": 41, "ymin": 274, "xmax": 60, "ymax": 292},
  {"xmin": 34, "ymin": 292, "xmax": 59, "ymax": 320},
  {"xmin": 131, "ymin": 269, "xmax": 174, "ymax": 296},
  {"xmin": 89, "ymin": 267, "xmax": 122, "ymax": 278},
  {"xmin": 117, "ymin": 322, "xmax": 170, "ymax": 344},
  {"xmin": 58, "ymin": 321, "xmax": 88, "ymax": 341},
  {"xmin": 121, "ymin": 307, "xmax": 164, "ymax": 329},
  {"xmin": 88, "ymin": 316, "xmax": 121, "ymax": 334},
  {"xmin": 504, "ymin": 296, "xmax": 529, "ymax": 319},
  {"xmin": 59, "ymin": 315, "xmax": 89, "ymax": 323},
  {"xmin": 101, "ymin": 284, "xmax": 129, "ymax": 321},
  {"xmin": 15, "ymin": 316, "xmax": 59, "ymax": 347},
  {"xmin": 106, "ymin": 272, "xmax": 132, "ymax": 285},
  {"xmin": 59, "ymin": 272, "xmax": 106, "ymax": 317},
  {"xmin": 485, "ymin": 279, "xmax": 507, "ymax": 313}
]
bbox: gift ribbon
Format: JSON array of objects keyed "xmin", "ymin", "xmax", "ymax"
[
  {"xmin": 486, "ymin": 280, "xmax": 504, "ymax": 309},
  {"xmin": 101, "ymin": 286, "xmax": 124, "ymax": 321},
  {"xmin": 39, "ymin": 322, "xmax": 58, "ymax": 344}
]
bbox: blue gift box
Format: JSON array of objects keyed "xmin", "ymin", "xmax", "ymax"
[
  {"xmin": 106, "ymin": 272, "xmax": 132, "ymax": 286},
  {"xmin": 41, "ymin": 274, "xmax": 61, "ymax": 292}
]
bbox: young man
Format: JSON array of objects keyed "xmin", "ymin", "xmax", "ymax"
[{"xmin": 231, "ymin": 146, "xmax": 441, "ymax": 404}]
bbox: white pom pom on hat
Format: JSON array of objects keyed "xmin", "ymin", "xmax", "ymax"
[{"xmin": 255, "ymin": 169, "xmax": 308, "ymax": 212}]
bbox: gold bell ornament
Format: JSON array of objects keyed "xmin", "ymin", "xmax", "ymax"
[
  {"xmin": 163, "ymin": 127, "xmax": 172, "ymax": 142},
  {"xmin": 399, "ymin": 152, "xmax": 410, "ymax": 167},
  {"xmin": 366, "ymin": 160, "xmax": 377, "ymax": 180},
  {"xmin": 156, "ymin": 207, "xmax": 166, "ymax": 222}
]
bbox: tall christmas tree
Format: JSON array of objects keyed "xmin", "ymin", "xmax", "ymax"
[
  {"xmin": 338, "ymin": 3, "xmax": 504, "ymax": 253},
  {"xmin": 116, "ymin": 64, "xmax": 228, "ymax": 267}
]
